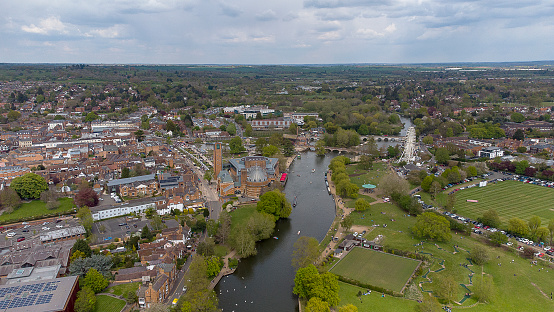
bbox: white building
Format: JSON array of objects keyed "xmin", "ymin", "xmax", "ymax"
[
  {"xmin": 478, "ymin": 147, "xmax": 504, "ymax": 159},
  {"xmin": 91, "ymin": 197, "xmax": 166, "ymax": 221}
]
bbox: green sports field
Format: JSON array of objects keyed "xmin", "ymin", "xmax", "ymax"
[
  {"xmin": 453, "ymin": 180, "xmax": 554, "ymax": 225},
  {"xmin": 330, "ymin": 247, "xmax": 420, "ymax": 293}
]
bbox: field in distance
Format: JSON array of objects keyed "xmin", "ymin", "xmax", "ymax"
[
  {"xmin": 453, "ymin": 180, "xmax": 554, "ymax": 225},
  {"xmin": 330, "ymin": 247, "xmax": 420, "ymax": 293}
]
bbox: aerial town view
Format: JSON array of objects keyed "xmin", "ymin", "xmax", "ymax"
[{"xmin": 0, "ymin": 1, "xmax": 553, "ymax": 312}]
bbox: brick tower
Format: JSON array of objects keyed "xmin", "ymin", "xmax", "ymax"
[{"xmin": 213, "ymin": 142, "xmax": 222, "ymax": 178}]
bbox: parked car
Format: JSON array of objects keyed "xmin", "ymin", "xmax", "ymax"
[
  {"xmin": 6, "ymin": 232, "xmax": 16, "ymax": 237},
  {"xmin": 42, "ymin": 227, "xmax": 50, "ymax": 231},
  {"xmin": 16, "ymin": 237, "xmax": 25, "ymax": 242},
  {"xmin": 56, "ymin": 225, "xmax": 63, "ymax": 228}
]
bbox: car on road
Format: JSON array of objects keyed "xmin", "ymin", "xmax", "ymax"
[{"xmin": 172, "ymin": 298, "xmax": 179, "ymax": 305}]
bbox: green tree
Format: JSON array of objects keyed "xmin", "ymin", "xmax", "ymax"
[
  {"xmin": 262, "ymin": 145, "xmax": 279, "ymax": 157},
  {"xmin": 134, "ymin": 129, "xmax": 145, "ymax": 142},
  {"xmin": 489, "ymin": 231, "xmax": 508, "ymax": 246},
  {"xmin": 10, "ymin": 173, "xmax": 48, "ymax": 199},
  {"xmin": 513, "ymin": 129, "xmax": 525, "ymax": 141},
  {"xmin": 246, "ymin": 211, "xmax": 275, "ymax": 241},
  {"xmin": 84, "ymin": 112, "xmax": 99, "ymax": 122},
  {"xmin": 83, "ymin": 268, "xmax": 109, "ymax": 293},
  {"xmin": 76, "ymin": 206, "xmax": 93, "ymax": 234},
  {"xmin": 166, "ymin": 119, "xmax": 178, "ymax": 133},
  {"xmin": 256, "ymin": 190, "xmax": 292, "ymax": 220},
  {"xmin": 306, "ymin": 297, "xmax": 330, "ymax": 312},
  {"xmin": 141, "ymin": 225, "xmax": 153, "ymax": 239},
  {"xmin": 510, "ymin": 112, "xmax": 525, "ymax": 123},
  {"xmin": 536, "ymin": 227, "xmax": 549, "ymax": 243},
  {"xmin": 181, "ymin": 256, "xmax": 220, "ymax": 312},
  {"xmin": 231, "ymin": 227, "xmax": 256, "ymax": 258},
  {"xmin": 422, "ymin": 135, "xmax": 434, "ymax": 145},
  {"xmin": 292, "ymin": 236, "xmax": 320, "ymax": 270},
  {"xmin": 508, "ymin": 217, "xmax": 528, "ymax": 237},
  {"xmin": 528, "ymin": 215, "xmax": 541, "ymax": 238},
  {"xmin": 412, "ymin": 212, "xmax": 451, "ymax": 242},
  {"xmin": 293, "ymin": 265, "xmax": 320, "ymax": 299},
  {"xmin": 205, "ymin": 256, "xmax": 223, "ymax": 278},
  {"xmin": 470, "ymin": 245, "xmax": 489, "ymax": 266},
  {"xmin": 479, "ymin": 209, "xmax": 501, "ymax": 228},
  {"xmin": 121, "ymin": 167, "xmax": 130, "ymax": 178},
  {"xmin": 379, "ymin": 173, "xmax": 410, "ymax": 196},
  {"xmin": 548, "ymin": 218, "xmax": 554, "ymax": 245},
  {"xmin": 72, "ymin": 239, "xmax": 92, "ymax": 258},
  {"xmin": 466, "ymin": 166, "xmax": 478, "ymax": 177},
  {"xmin": 516, "ymin": 146, "xmax": 527, "ymax": 153},
  {"xmin": 435, "ymin": 147, "xmax": 450, "ymax": 164},
  {"xmin": 74, "ymin": 286, "xmax": 96, "ymax": 312},
  {"xmin": 445, "ymin": 193, "xmax": 456, "ymax": 212},
  {"xmin": 150, "ymin": 214, "xmax": 164, "ymax": 231},
  {"xmin": 244, "ymin": 124, "xmax": 253, "ymax": 137},
  {"xmin": 354, "ymin": 198, "xmax": 370, "ymax": 212},
  {"xmin": 421, "ymin": 176, "xmax": 433, "ymax": 192},
  {"xmin": 515, "ymin": 160, "xmax": 529, "ymax": 175},
  {"xmin": 7, "ymin": 110, "xmax": 21, "ymax": 122},
  {"xmin": 197, "ymin": 238, "xmax": 215, "ymax": 257},
  {"xmin": 204, "ymin": 169, "xmax": 214, "ymax": 184},
  {"xmin": 229, "ymin": 136, "xmax": 245, "ymax": 154},
  {"xmin": 0, "ymin": 187, "xmax": 21, "ymax": 211},
  {"xmin": 341, "ymin": 214, "xmax": 353, "ymax": 231},
  {"xmin": 226, "ymin": 123, "xmax": 236, "ymax": 135}
]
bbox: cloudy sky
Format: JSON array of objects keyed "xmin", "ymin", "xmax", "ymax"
[{"xmin": 1, "ymin": 0, "xmax": 553, "ymax": 64}]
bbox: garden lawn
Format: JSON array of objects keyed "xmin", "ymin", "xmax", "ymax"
[
  {"xmin": 350, "ymin": 202, "xmax": 416, "ymax": 235},
  {"xmin": 106, "ymin": 282, "xmax": 140, "ymax": 298},
  {"xmin": 230, "ymin": 204, "xmax": 257, "ymax": 231},
  {"xmin": 337, "ymin": 282, "xmax": 417, "ymax": 312},
  {"xmin": 453, "ymin": 181, "xmax": 554, "ymax": 225},
  {"xmin": 94, "ymin": 295, "xmax": 126, "ymax": 312},
  {"xmin": 344, "ymin": 195, "xmax": 377, "ymax": 209},
  {"xmin": 346, "ymin": 162, "xmax": 387, "ymax": 189},
  {"xmin": 0, "ymin": 197, "xmax": 74, "ymax": 224},
  {"xmin": 330, "ymin": 247, "xmax": 420, "ymax": 293}
]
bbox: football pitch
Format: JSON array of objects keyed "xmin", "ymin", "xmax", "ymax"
[
  {"xmin": 330, "ymin": 248, "xmax": 420, "ymax": 293},
  {"xmin": 453, "ymin": 180, "xmax": 554, "ymax": 225}
]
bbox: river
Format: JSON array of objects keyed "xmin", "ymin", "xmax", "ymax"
[{"xmin": 215, "ymin": 152, "xmax": 337, "ymax": 312}]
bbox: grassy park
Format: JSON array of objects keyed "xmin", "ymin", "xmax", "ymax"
[
  {"xmin": 346, "ymin": 161, "xmax": 387, "ymax": 189},
  {"xmin": 0, "ymin": 197, "xmax": 74, "ymax": 224},
  {"xmin": 93, "ymin": 295, "xmax": 126, "ymax": 312},
  {"xmin": 453, "ymin": 181, "xmax": 554, "ymax": 225},
  {"xmin": 331, "ymin": 248, "xmax": 420, "ymax": 293},
  {"xmin": 106, "ymin": 282, "xmax": 140, "ymax": 298}
]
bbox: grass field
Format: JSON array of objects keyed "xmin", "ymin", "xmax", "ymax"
[
  {"xmin": 330, "ymin": 248, "xmax": 420, "ymax": 293},
  {"xmin": 0, "ymin": 197, "xmax": 74, "ymax": 224},
  {"xmin": 346, "ymin": 162, "xmax": 387, "ymax": 189},
  {"xmin": 230, "ymin": 204, "xmax": 257, "ymax": 231},
  {"xmin": 106, "ymin": 282, "xmax": 140, "ymax": 298},
  {"xmin": 94, "ymin": 295, "xmax": 126, "ymax": 312},
  {"xmin": 453, "ymin": 181, "xmax": 554, "ymax": 225}
]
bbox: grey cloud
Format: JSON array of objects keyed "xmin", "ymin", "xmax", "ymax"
[
  {"xmin": 256, "ymin": 9, "xmax": 278, "ymax": 21},
  {"xmin": 219, "ymin": 2, "xmax": 243, "ymax": 17},
  {"xmin": 304, "ymin": 0, "xmax": 390, "ymax": 9}
]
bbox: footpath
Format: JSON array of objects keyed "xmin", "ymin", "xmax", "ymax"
[{"xmin": 209, "ymin": 250, "xmax": 237, "ymax": 290}]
